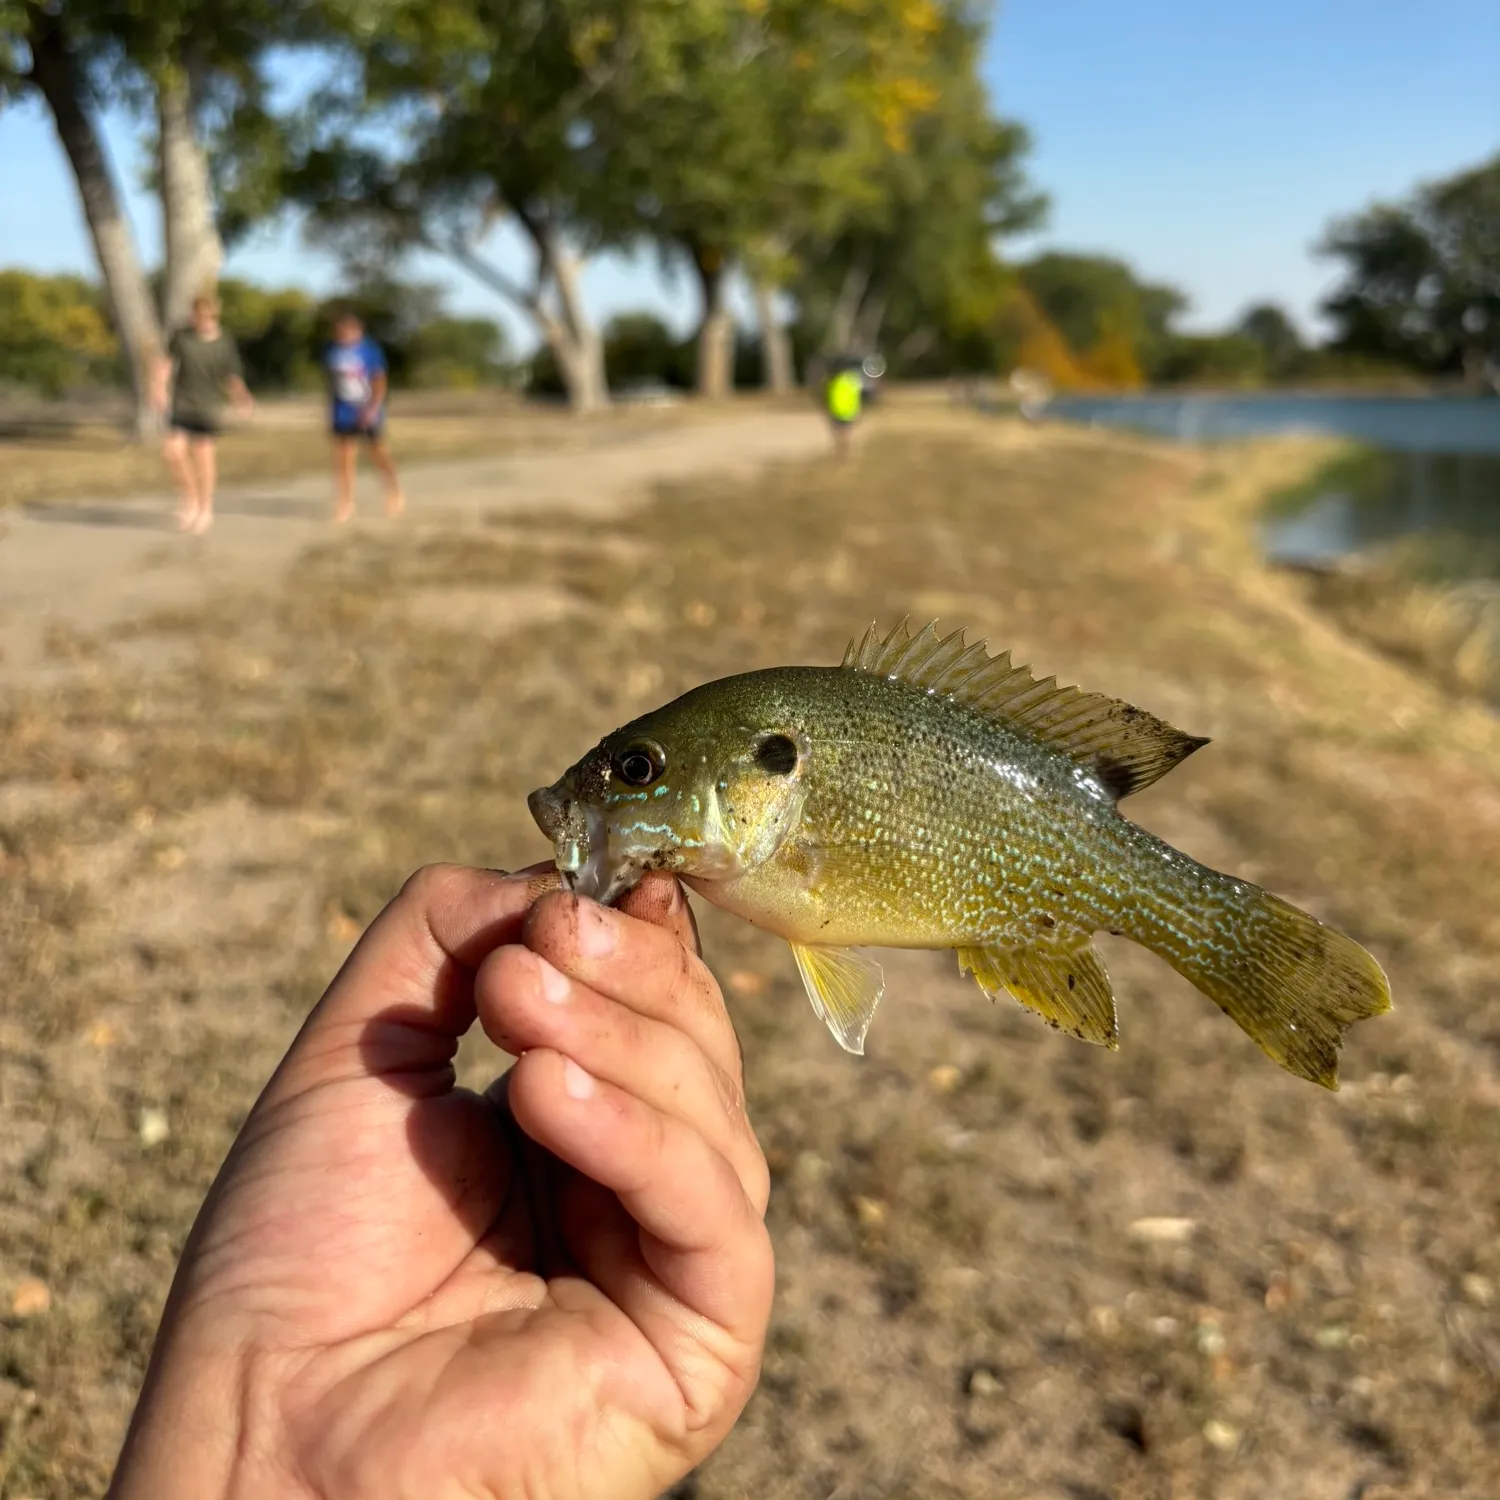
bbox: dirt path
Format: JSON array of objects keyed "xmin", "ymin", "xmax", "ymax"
[{"xmin": 0, "ymin": 410, "xmax": 830, "ymax": 683}]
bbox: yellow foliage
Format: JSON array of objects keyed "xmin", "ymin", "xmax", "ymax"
[
  {"xmin": 994, "ymin": 285, "xmax": 1087, "ymax": 390},
  {"xmin": 1076, "ymin": 315, "xmax": 1145, "ymax": 390},
  {"xmin": 900, "ymin": 0, "xmax": 941, "ymax": 34}
]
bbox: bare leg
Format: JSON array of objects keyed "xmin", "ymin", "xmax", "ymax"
[
  {"xmin": 189, "ymin": 438, "xmax": 217, "ymax": 533},
  {"xmin": 369, "ymin": 437, "xmax": 405, "ymax": 518},
  {"xmin": 333, "ymin": 437, "xmax": 357, "ymax": 523},
  {"xmin": 163, "ymin": 430, "xmax": 199, "ymax": 529}
]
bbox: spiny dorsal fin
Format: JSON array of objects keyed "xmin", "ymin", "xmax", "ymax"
[{"xmin": 841, "ymin": 618, "xmax": 1208, "ymax": 800}]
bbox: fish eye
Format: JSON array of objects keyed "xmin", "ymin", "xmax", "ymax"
[
  {"xmin": 754, "ymin": 733, "xmax": 799, "ymax": 776},
  {"xmin": 614, "ymin": 741, "xmax": 666, "ymax": 787}
]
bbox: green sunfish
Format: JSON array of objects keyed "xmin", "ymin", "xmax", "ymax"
[{"xmin": 528, "ymin": 620, "xmax": 1390, "ymax": 1087}]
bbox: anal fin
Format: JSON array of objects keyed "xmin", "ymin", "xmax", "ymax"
[
  {"xmin": 959, "ymin": 938, "xmax": 1119, "ymax": 1048},
  {"xmin": 790, "ymin": 942, "xmax": 885, "ymax": 1055}
]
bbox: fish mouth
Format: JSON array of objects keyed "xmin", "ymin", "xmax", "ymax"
[{"xmin": 527, "ymin": 782, "xmax": 643, "ymax": 906}]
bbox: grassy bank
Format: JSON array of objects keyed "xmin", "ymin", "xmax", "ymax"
[
  {"xmin": 1265, "ymin": 445, "xmax": 1500, "ymax": 707},
  {"xmin": 2, "ymin": 413, "xmax": 1498, "ymax": 1497}
]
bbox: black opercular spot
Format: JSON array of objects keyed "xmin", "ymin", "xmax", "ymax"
[
  {"xmin": 615, "ymin": 742, "xmax": 665, "ymax": 786},
  {"xmin": 755, "ymin": 733, "xmax": 799, "ymax": 776}
]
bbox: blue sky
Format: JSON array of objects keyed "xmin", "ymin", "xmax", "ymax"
[{"xmin": 1, "ymin": 0, "xmax": 1496, "ymax": 349}]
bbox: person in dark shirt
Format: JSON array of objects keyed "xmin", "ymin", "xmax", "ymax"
[
  {"xmin": 324, "ymin": 310, "xmax": 405, "ymax": 523},
  {"xmin": 152, "ymin": 294, "xmax": 254, "ymax": 534}
]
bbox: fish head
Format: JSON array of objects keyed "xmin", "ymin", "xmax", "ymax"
[{"xmin": 528, "ymin": 683, "xmax": 810, "ymax": 905}]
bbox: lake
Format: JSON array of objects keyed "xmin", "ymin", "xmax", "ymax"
[{"xmin": 1044, "ymin": 393, "xmax": 1500, "ymax": 569}]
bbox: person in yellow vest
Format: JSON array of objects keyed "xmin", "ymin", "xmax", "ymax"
[{"xmin": 824, "ymin": 358, "xmax": 864, "ymax": 460}]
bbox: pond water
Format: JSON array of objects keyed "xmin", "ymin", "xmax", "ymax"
[{"xmin": 1045, "ymin": 394, "xmax": 1500, "ymax": 570}]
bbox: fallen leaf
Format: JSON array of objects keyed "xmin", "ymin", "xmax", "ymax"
[
  {"xmin": 138, "ymin": 1108, "xmax": 170, "ymax": 1148},
  {"xmin": 11, "ymin": 1278, "xmax": 51, "ymax": 1317},
  {"xmin": 927, "ymin": 1063, "xmax": 963, "ymax": 1094}
]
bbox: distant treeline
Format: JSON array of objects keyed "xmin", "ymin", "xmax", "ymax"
[
  {"xmin": 4, "ymin": 151, "xmax": 1496, "ymax": 403},
  {"xmin": 0, "ymin": 270, "xmax": 513, "ymax": 399}
]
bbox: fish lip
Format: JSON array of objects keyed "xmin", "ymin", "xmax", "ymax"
[{"xmin": 527, "ymin": 782, "xmax": 641, "ymax": 906}]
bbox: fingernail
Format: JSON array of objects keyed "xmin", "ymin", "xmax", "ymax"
[
  {"xmin": 562, "ymin": 1058, "xmax": 596, "ymax": 1100},
  {"xmin": 576, "ymin": 900, "xmax": 616, "ymax": 958},
  {"xmin": 535, "ymin": 954, "xmax": 570, "ymax": 1005}
]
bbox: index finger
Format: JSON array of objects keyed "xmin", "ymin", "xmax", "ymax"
[
  {"xmin": 266, "ymin": 862, "xmax": 559, "ymax": 1102},
  {"xmin": 520, "ymin": 884, "xmax": 744, "ymax": 1086}
]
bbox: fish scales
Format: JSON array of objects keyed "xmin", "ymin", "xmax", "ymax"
[{"xmin": 529, "ymin": 620, "xmax": 1390, "ymax": 1088}]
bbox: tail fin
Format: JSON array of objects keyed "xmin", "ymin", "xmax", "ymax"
[{"xmin": 1143, "ymin": 882, "xmax": 1390, "ymax": 1089}]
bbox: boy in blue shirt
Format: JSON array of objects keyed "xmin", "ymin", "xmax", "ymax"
[{"xmin": 325, "ymin": 310, "xmax": 405, "ymax": 522}]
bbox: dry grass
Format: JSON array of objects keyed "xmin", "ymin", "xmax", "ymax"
[{"xmin": 2, "ymin": 412, "xmax": 1499, "ymax": 1498}]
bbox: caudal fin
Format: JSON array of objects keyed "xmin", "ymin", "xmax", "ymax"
[{"xmin": 1151, "ymin": 885, "xmax": 1390, "ymax": 1089}]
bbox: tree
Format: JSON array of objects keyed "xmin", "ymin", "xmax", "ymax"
[
  {"xmin": 1016, "ymin": 252, "xmax": 1184, "ymax": 381},
  {"xmin": 1237, "ymin": 302, "xmax": 1304, "ymax": 380},
  {"xmin": 1319, "ymin": 153, "xmax": 1500, "ymax": 384},
  {"xmin": 1154, "ymin": 332, "xmax": 1266, "ymax": 388},
  {"xmin": 2, "ymin": 1, "xmax": 163, "ymax": 436},
  {"xmin": 280, "ymin": 0, "xmax": 705, "ymax": 413},
  {"xmin": 790, "ymin": 1, "xmax": 1043, "ymax": 376},
  {"xmin": 0, "ymin": 269, "xmax": 119, "ymax": 395},
  {"xmin": 601, "ymin": 312, "xmax": 689, "ymax": 389}
]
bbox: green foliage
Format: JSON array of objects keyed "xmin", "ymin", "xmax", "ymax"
[
  {"xmin": 407, "ymin": 316, "xmax": 513, "ymax": 389},
  {"xmin": 1236, "ymin": 303, "xmax": 1305, "ymax": 379},
  {"xmin": 0, "ymin": 270, "xmax": 121, "ymax": 395},
  {"xmin": 601, "ymin": 314, "xmax": 692, "ymax": 390},
  {"xmin": 1319, "ymin": 152, "xmax": 1500, "ymax": 380},
  {"xmin": 532, "ymin": 312, "xmax": 698, "ymax": 396},
  {"xmin": 1154, "ymin": 332, "xmax": 1267, "ymax": 389},
  {"xmin": 216, "ymin": 278, "xmax": 319, "ymax": 388}
]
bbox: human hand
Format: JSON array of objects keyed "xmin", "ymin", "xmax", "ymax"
[{"xmin": 107, "ymin": 864, "xmax": 773, "ymax": 1500}]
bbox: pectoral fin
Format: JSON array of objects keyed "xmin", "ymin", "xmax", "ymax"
[
  {"xmin": 958, "ymin": 938, "xmax": 1119, "ymax": 1047},
  {"xmin": 790, "ymin": 942, "xmax": 885, "ymax": 1055}
]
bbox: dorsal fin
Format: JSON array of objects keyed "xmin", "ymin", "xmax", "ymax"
[{"xmin": 840, "ymin": 618, "xmax": 1208, "ymax": 800}]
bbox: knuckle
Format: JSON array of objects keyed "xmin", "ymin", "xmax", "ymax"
[{"xmin": 400, "ymin": 862, "xmax": 464, "ymax": 907}]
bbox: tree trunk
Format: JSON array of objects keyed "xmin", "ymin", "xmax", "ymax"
[
  {"xmin": 28, "ymin": 10, "xmax": 163, "ymax": 440},
  {"xmin": 823, "ymin": 258, "xmax": 871, "ymax": 357},
  {"xmin": 691, "ymin": 246, "xmax": 734, "ymax": 400},
  {"xmin": 751, "ymin": 276, "xmax": 794, "ymax": 394},
  {"xmin": 850, "ymin": 285, "xmax": 889, "ymax": 357},
  {"xmin": 444, "ymin": 220, "xmax": 607, "ymax": 414},
  {"xmin": 546, "ymin": 233, "xmax": 608, "ymax": 413},
  {"xmin": 158, "ymin": 70, "xmax": 224, "ymax": 334}
]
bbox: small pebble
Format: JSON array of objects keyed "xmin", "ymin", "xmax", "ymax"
[
  {"xmin": 1315, "ymin": 1324, "xmax": 1350, "ymax": 1349},
  {"xmin": 966, "ymin": 1367, "xmax": 1003, "ymax": 1398},
  {"xmin": 1129, "ymin": 1216, "xmax": 1196, "ymax": 1244},
  {"xmin": 1151, "ymin": 1316, "xmax": 1179, "ymax": 1338},
  {"xmin": 851, "ymin": 1195, "xmax": 886, "ymax": 1228}
]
